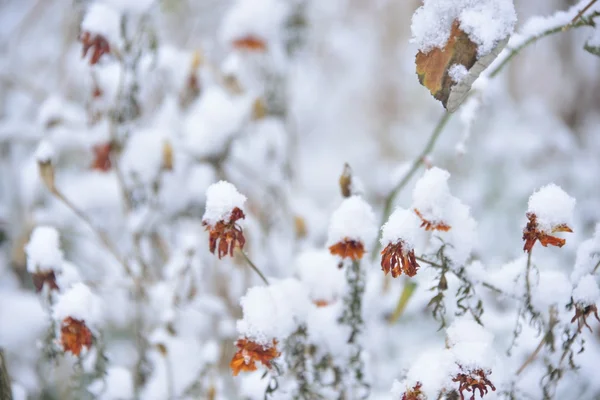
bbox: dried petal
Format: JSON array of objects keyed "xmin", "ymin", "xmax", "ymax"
[
  {"xmin": 381, "ymin": 242, "xmax": 420, "ymax": 278},
  {"xmin": 414, "ymin": 208, "xmax": 451, "ymax": 232},
  {"xmin": 232, "ymin": 36, "xmax": 268, "ymax": 52},
  {"xmin": 522, "ymin": 213, "xmax": 572, "ymax": 253},
  {"xmin": 31, "ymin": 270, "xmax": 59, "ymax": 292},
  {"xmin": 230, "ymin": 338, "xmax": 280, "ymax": 376},
  {"xmin": 329, "ymin": 239, "xmax": 365, "ymax": 261},
  {"xmin": 60, "ymin": 317, "xmax": 93, "ymax": 356}
]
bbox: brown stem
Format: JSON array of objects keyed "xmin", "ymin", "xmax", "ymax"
[{"xmin": 570, "ymin": 0, "xmax": 598, "ymax": 25}]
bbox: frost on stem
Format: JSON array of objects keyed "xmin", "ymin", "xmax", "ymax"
[
  {"xmin": 522, "ymin": 184, "xmax": 575, "ymax": 253},
  {"xmin": 231, "ymin": 279, "xmax": 310, "ymax": 375},
  {"xmin": 52, "ymin": 283, "xmax": 103, "ymax": 356},
  {"xmin": 380, "ymin": 208, "xmax": 422, "ymax": 278},
  {"xmin": 202, "ymin": 181, "xmax": 247, "ymax": 258},
  {"xmin": 25, "ymin": 226, "xmax": 64, "ymax": 292},
  {"xmin": 327, "ymin": 196, "xmax": 376, "ymax": 262}
]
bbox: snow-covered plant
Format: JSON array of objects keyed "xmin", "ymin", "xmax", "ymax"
[{"xmin": 2, "ymin": 0, "xmax": 600, "ymax": 399}]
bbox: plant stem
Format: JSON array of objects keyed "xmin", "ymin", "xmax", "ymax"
[
  {"xmin": 240, "ymin": 250, "xmax": 270, "ymax": 285},
  {"xmin": 0, "ymin": 349, "xmax": 12, "ymax": 400},
  {"xmin": 372, "ymin": 111, "xmax": 452, "ymax": 259}
]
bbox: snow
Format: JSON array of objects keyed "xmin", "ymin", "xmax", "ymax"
[
  {"xmin": 88, "ymin": 366, "xmax": 134, "ymax": 400},
  {"xmin": 411, "ymin": 0, "xmax": 516, "ymax": 56},
  {"xmin": 589, "ymin": 26, "xmax": 600, "ymax": 48},
  {"xmin": 573, "ymin": 275, "xmax": 600, "ymax": 306},
  {"xmin": 236, "ymin": 278, "xmax": 312, "ymax": 345},
  {"xmin": 380, "ymin": 207, "xmax": 422, "ymax": 250},
  {"xmin": 121, "ymin": 129, "xmax": 165, "ymax": 186},
  {"xmin": 527, "ymin": 183, "xmax": 576, "ymax": 232},
  {"xmin": 449, "ymin": 64, "xmax": 468, "ymax": 83},
  {"xmin": 412, "ymin": 167, "xmax": 452, "ymax": 225},
  {"xmin": 571, "ymin": 225, "xmax": 600, "ymax": 283},
  {"xmin": 220, "ymin": 0, "xmax": 289, "ymax": 47},
  {"xmin": 446, "ymin": 317, "xmax": 495, "ymax": 370},
  {"xmin": 52, "ymin": 283, "xmax": 104, "ymax": 329},
  {"xmin": 34, "ymin": 140, "xmax": 54, "ymax": 163},
  {"xmin": 326, "ymin": 195, "xmax": 377, "ymax": 248},
  {"xmin": 392, "ymin": 348, "xmax": 454, "ymax": 399},
  {"xmin": 81, "ymin": 2, "xmax": 122, "ymax": 48},
  {"xmin": 295, "ymin": 249, "xmax": 346, "ymax": 304},
  {"xmin": 531, "ymin": 270, "xmax": 572, "ymax": 312},
  {"xmin": 183, "ymin": 86, "xmax": 254, "ymax": 159},
  {"xmin": 202, "ymin": 180, "xmax": 247, "ymax": 225},
  {"xmin": 25, "ymin": 226, "xmax": 63, "ymax": 273}
]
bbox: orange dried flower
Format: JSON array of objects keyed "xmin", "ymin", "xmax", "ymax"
[
  {"xmin": 402, "ymin": 382, "xmax": 424, "ymax": 400},
  {"xmin": 31, "ymin": 270, "xmax": 59, "ymax": 292},
  {"xmin": 452, "ymin": 368, "xmax": 496, "ymax": 400},
  {"xmin": 522, "ymin": 212, "xmax": 572, "ymax": 253},
  {"xmin": 230, "ymin": 338, "xmax": 280, "ymax": 376},
  {"xmin": 80, "ymin": 32, "xmax": 111, "ymax": 65},
  {"xmin": 414, "ymin": 209, "xmax": 451, "ymax": 232},
  {"xmin": 314, "ymin": 299, "xmax": 331, "ymax": 308},
  {"xmin": 232, "ymin": 35, "xmax": 268, "ymax": 52},
  {"xmin": 571, "ymin": 304, "xmax": 600, "ymax": 333},
  {"xmin": 203, "ymin": 207, "xmax": 246, "ymax": 259},
  {"xmin": 329, "ymin": 239, "xmax": 365, "ymax": 261},
  {"xmin": 381, "ymin": 242, "xmax": 420, "ymax": 278},
  {"xmin": 60, "ymin": 317, "xmax": 93, "ymax": 356},
  {"xmin": 91, "ymin": 143, "xmax": 112, "ymax": 171}
]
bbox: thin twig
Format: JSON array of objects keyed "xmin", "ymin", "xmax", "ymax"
[
  {"xmin": 570, "ymin": 0, "xmax": 598, "ymax": 25},
  {"xmin": 516, "ymin": 308, "xmax": 559, "ymax": 375},
  {"xmin": 239, "ymin": 250, "xmax": 270, "ymax": 285}
]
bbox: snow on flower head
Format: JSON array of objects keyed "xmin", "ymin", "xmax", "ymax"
[
  {"xmin": 571, "ymin": 275, "xmax": 600, "ymax": 333},
  {"xmin": 523, "ymin": 184, "xmax": 575, "ymax": 253},
  {"xmin": 411, "ymin": 0, "xmax": 516, "ymax": 56},
  {"xmin": 411, "ymin": 168, "xmax": 477, "ymax": 266},
  {"xmin": 295, "ymin": 249, "xmax": 345, "ymax": 306},
  {"xmin": 380, "ymin": 208, "xmax": 422, "ymax": 278},
  {"xmin": 231, "ymin": 279, "xmax": 310, "ymax": 375},
  {"xmin": 52, "ymin": 283, "xmax": 104, "ymax": 356},
  {"xmin": 571, "ymin": 224, "xmax": 600, "ymax": 283},
  {"xmin": 392, "ymin": 349, "xmax": 454, "ymax": 400},
  {"xmin": 327, "ymin": 196, "xmax": 376, "ymax": 261},
  {"xmin": 25, "ymin": 226, "xmax": 64, "ymax": 274},
  {"xmin": 446, "ymin": 317, "xmax": 497, "ymax": 399},
  {"xmin": 202, "ymin": 181, "xmax": 247, "ymax": 258},
  {"xmin": 35, "ymin": 140, "xmax": 55, "ymax": 163}
]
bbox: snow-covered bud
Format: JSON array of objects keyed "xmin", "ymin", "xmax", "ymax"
[
  {"xmin": 571, "ymin": 274, "xmax": 600, "ymax": 332},
  {"xmin": 52, "ymin": 283, "xmax": 103, "ymax": 356},
  {"xmin": 25, "ymin": 226, "xmax": 63, "ymax": 292},
  {"xmin": 35, "ymin": 140, "xmax": 56, "ymax": 193},
  {"xmin": 295, "ymin": 249, "xmax": 345, "ymax": 307},
  {"xmin": 327, "ymin": 196, "xmax": 376, "ymax": 261},
  {"xmin": 523, "ymin": 184, "xmax": 575, "ymax": 253},
  {"xmin": 339, "ymin": 163, "xmax": 353, "ymax": 198},
  {"xmin": 231, "ymin": 279, "xmax": 310, "ymax": 375},
  {"xmin": 380, "ymin": 208, "xmax": 422, "ymax": 278},
  {"xmin": 202, "ymin": 181, "xmax": 247, "ymax": 259}
]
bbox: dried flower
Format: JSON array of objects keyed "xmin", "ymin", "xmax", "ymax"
[
  {"xmin": 60, "ymin": 317, "xmax": 93, "ymax": 356},
  {"xmin": 381, "ymin": 241, "xmax": 420, "ymax": 278},
  {"xmin": 203, "ymin": 207, "xmax": 246, "ymax": 258},
  {"xmin": 522, "ymin": 212, "xmax": 573, "ymax": 253},
  {"xmin": 571, "ymin": 304, "xmax": 600, "ymax": 332},
  {"xmin": 232, "ymin": 35, "xmax": 268, "ymax": 52},
  {"xmin": 91, "ymin": 143, "xmax": 112, "ymax": 171},
  {"xmin": 32, "ymin": 270, "xmax": 59, "ymax": 293},
  {"xmin": 230, "ymin": 338, "xmax": 280, "ymax": 376},
  {"xmin": 401, "ymin": 382, "xmax": 424, "ymax": 400},
  {"xmin": 80, "ymin": 32, "xmax": 111, "ymax": 65},
  {"xmin": 414, "ymin": 208, "xmax": 451, "ymax": 232},
  {"xmin": 452, "ymin": 368, "xmax": 495, "ymax": 400},
  {"xmin": 329, "ymin": 239, "xmax": 365, "ymax": 261}
]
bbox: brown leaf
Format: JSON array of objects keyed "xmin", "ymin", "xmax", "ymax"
[{"xmin": 416, "ymin": 20, "xmax": 478, "ymax": 110}]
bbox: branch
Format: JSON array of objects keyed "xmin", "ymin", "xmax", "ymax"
[{"xmin": 239, "ymin": 250, "xmax": 270, "ymax": 285}]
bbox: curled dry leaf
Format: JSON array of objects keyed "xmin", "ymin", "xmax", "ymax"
[{"xmin": 416, "ymin": 20, "xmax": 508, "ymax": 112}]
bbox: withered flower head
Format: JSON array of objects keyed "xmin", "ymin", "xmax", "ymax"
[
  {"xmin": 32, "ymin": 270, "xmax": 59, "ymax": 293},
  {"xmin": 203, "ymin": 207, "xmax": 246, "ymax": 259},
  {"xmin": 230, "ymin": 338, "xmax": 280, "ymax": 376},
  {"xmin": 232, "ymin": 35, "xmax": 268, "ymax": 52},
  {"xmin": 80, "ymin": 32, "xmax": 111, "ymax": 65},
  {"xmin": 571, "ymin": 304, "xmax": 600, "ymax": 333},
  {"xmin": 60, "ymin": 317, "xmax": 93, "ymax": 356},
  {"xmin": 522, "ymin": 212, "xmax": 573, "ymax": 253},
  {"xmin": 452, "ymin": 368, "xmax": 496, "ymax": 400},
  {"xmin": 203, "ymin": 181, "xmax": 248, "ymax": 259},
  {"xmin": 381, "ymin": 241, "xmax": 420, "ymax": 278},
  {"xmin": 401, "ymin": 382, "xmax": 425, "ymax": 400},
  {"xmin": 414, "ymin": 208, "xmax": 451, "ymax": 232},
  {"xmin": 329, "ymin": 238, "xmax": 365, "ymax": 261},
  {"xmin": 91, "ymin": 143, "xmax": 112, "ymax": 171}
]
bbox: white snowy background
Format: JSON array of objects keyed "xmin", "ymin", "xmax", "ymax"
[{"xmin": 0, "ymin": 0, "xmax": 600, "ymax": 399}]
